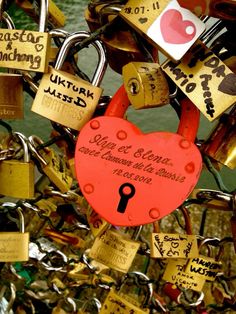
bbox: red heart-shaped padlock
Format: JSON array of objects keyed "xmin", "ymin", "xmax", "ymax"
[{"xmin": 75, "ymin": 85, "xmax": 202, "ymax": 226}]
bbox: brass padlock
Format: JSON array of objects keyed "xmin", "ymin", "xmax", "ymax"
[
  {"xmin": 119, "ymin": 0, "xmax": 205, "ymax": 61},
  {"xmin": 202, "ymin": 105, "xmax": 236, "ymax": 169},
  {"xmin": 88, "ymin": 228, "xmax": 140, "ymax": 273},
  {"xmin": 0, "ymin": 132, "xmax": 35, "ymax": 199},
  {"xmin": 99, "ymin": 4, "xmax": 155, "ymax": 74},
  {"xmin": 100, "ymin": 272, "xmax": 152, "ymax": 313},
  {"xmin": 123, "ymin": 62, "xmax": 169, "ymax": 109},
  {"xmin": 0, "ymin": 12, "xmax": 24, "ymax": 120},
  {"xmin": 0, "ymin": 0, "xmax": 50, "ymax": 72},
  {"xmin": 0, "ymin": 207, "xmax": 29, "ymax": 262},
  {"xmin": 31, "ymin": 31, "xmax": 107, "ymax": 130},
  {"xmin": 28, "ymin": 134, "xmax": 73, "ymax": 193}
]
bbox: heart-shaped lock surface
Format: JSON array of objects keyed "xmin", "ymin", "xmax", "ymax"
[{"xmin": 75, "ymin": 85, "xmax": 202, "ymax": 226}]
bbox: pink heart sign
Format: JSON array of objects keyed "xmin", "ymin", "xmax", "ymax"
[
  {"xmin": 160, "ymin": 9, "xmax": 196, "ymax": 44},
  {"xmin": 75, "ymin": 116, "xmax": 202, "ymax": 226}
]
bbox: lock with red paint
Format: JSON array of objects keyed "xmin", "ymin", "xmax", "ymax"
[{"xmin": 74, "ymin": 85, "xmax": 202, "ymax": 226}]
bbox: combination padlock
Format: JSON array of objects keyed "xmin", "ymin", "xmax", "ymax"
[
  {"xmin": 0, "ymin": 0, "xmax": 50, "ymax": 72},
  {"xmin": 0, "ymin": 12, "xmax": 24, "ymax": 120},
  {"xmin": 74, "ymin": 85, "xmax": 202, "ymax": 226},
  {"xmin": 31, "ymin": 31, "xmax": 107, "ymax": 130}
]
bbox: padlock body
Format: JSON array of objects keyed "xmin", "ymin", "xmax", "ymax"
[
  {"xmin": 75, "ymin": 116, "xmax": 202, "ymax": 226},
  {"xmin": 0, "ymin": 160, "xmax": 34, "ymax": 198},
  {"xmin": 123, "ymin": 62, "xmax": 169, "ymax": 109},
  {"xmin": 41, "ymin": 148, "xmax": 73, "ymax": 193},
  {"xmin": 203, "ymin": 113, "xmax": 236, "ymax": 169},
  {"xmin": 0, "ymin": 232, "xmax": 29, "ymax": 262},
  {"xmin": 100, "ymin": 288, "xmax": 149, "ymax": 314},
  {"xmin": 0, "ymin": 73, "xmax": 24, "ymax": 119},
  {"xmin": 31, "ymin": 67, "xmax": 103, "ymax": 130},
  {"xmin": 0, "ymin": 29, "xmax": 50, "ymax": 72}
]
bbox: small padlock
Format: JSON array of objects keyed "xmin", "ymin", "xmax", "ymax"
[
  {"xmin": 78, "ymin": 297, "xmax": 101, "ymax": 314},
  {"xmin": 151, "ymin": 206, "xmax": 199, "ymax": 259},
  {"xmin": 75, "ymin": 85, "xmax": 202, "ymax": 226},
  {"xmin": 100, "ymin": 272, "xmax": 152, "ymax": 313},
  {"xmin": 0, "ymin": 132, "xmax": 35, "ymax": 199},
  {"xmin": 185, "ymin": 237, "xmax": 223, "ymax": 282},
  {"xmin": 119, "ymin": 0, "xmax": 205, "ymax": 60},
  {"xmin": 123, "ymin": 62, "xmax": 169, "ymax": 109},
  {"xmin": 28, "ymin": 134, "xmax": 73, "ymax": 193},
  {"xmin": 88, "ymin": 227, "xmax": 140, "ymax": 273},
  {"xmin": 202, "ymin": 105, "xmax": 236, "ymax": 169},
  {"xmin": 31, "ymin": 31, "xmax": 107, "ymax": 130},
  {"xmin": 0, "ymin": 0, "xmax": 50, "ymax": 72},
  {"xmin": 0, "ymin": 12, "xmax": 24, "ymax": 120},
  {"xmin": 0, "ymin": 207, "xmax": 29, "ymax": 262}
]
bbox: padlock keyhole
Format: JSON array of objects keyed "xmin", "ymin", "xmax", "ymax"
[{"xmin": 117, "ymin": 183, "xmax": 135, "ymax": 213}]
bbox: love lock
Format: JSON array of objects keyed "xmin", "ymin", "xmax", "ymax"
[{"xmin": 75, "ymin": 85, "xmax": 202, "ymax": 226}]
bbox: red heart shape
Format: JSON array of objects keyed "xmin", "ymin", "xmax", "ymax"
[
  {"xmin": 160, "ymin": 9, "xmax": 196, "ymax": 44},
  {"xmin": 75, "ymin": 117, "xmax": 202, "ymax": 226}
]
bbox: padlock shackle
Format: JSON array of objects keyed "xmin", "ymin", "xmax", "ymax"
[
  {"xmin": 38, "ymin": 0, "xmax": 49, "ymax": 32},
  {"xmin": 54, "ymin": 31, "xmax": 107, "ymax": 87},
  {"xmin": 105, "ymin": 85, "xmax": 200, "ymax": 143}
]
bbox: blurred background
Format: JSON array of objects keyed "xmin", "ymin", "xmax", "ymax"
[{"xmin": 4, "ymin": 0, "xmax": 236, "ymax": 192}]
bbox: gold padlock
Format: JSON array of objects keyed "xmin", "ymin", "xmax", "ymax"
[
  {"xmin": 99, "ymin": 4, "xmax": 156, "ymax": 74},
  {"xmin": 89, "ymin": 228, "xmax": 140, "ymax": 273},
  {"xmin": 100, "ymin": 272, "xmax": 152, "ymax": 313},
  {"xmin": 0, "ymin": 0, "xmax": 50, "ymax": 72},
  {"xmin": 0, "ymin": 207, "xmax": 29, "ymax": 262},
  {"xmin": 31, "ymin": 31, "xmax": 107, "ymax": 130},
  {"xmin": 28, "ymin": 135, "xmax": 73, "ymax": 193},
  {"xmin": 120, "ymin": 0, "xmax": 205, "ymax": 61},
  {"xmin": 0, "ymin": 12, "xmax": 24, "ymax": 120},
  {"xmin": 0, "ymin": 132, "xmax": 35, "ymax": 199},
  {"xmin": 123, "ymin": 62, "xmax": 169, "ymax": 109},
  {"xmin": 202, "ymin": 105, "xmax": 236, "ymax": 169}
]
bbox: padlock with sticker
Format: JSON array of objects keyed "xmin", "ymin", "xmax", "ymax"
[
  {"xmin": 0, "ymin": 12, "xmax": 24, "ymax": 120},
  {"xmin": 0, "ymin": 0, "xmax": 50, "ymax": 72},
  {"xmin": 75, "ymin": 85, "xmax": 202, "ymax": 226},
  {"xmin": 0, "ymin": 132, "xmax": 35, "ymax": 199},
  {"xmin": 31, "ymin": 31, "xmax": 107, "ymax": 130},
  {"xmin": 0, "ymin": 207, "xmax": 29, "ymax": 262},
  {"xmin": 123, "ymin": 61, "xmax": 170, "ymax": 109},
  {"xmin": 100, "ymin": 272, "xmax": 152, "ymax": 314},
  {"xmin": 28, "ymin": 134, "xmax": 73, "ymax": 193},
  {"xmin": 119, "ymin": 0, "xmax": 205, "ymax": 60}
]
